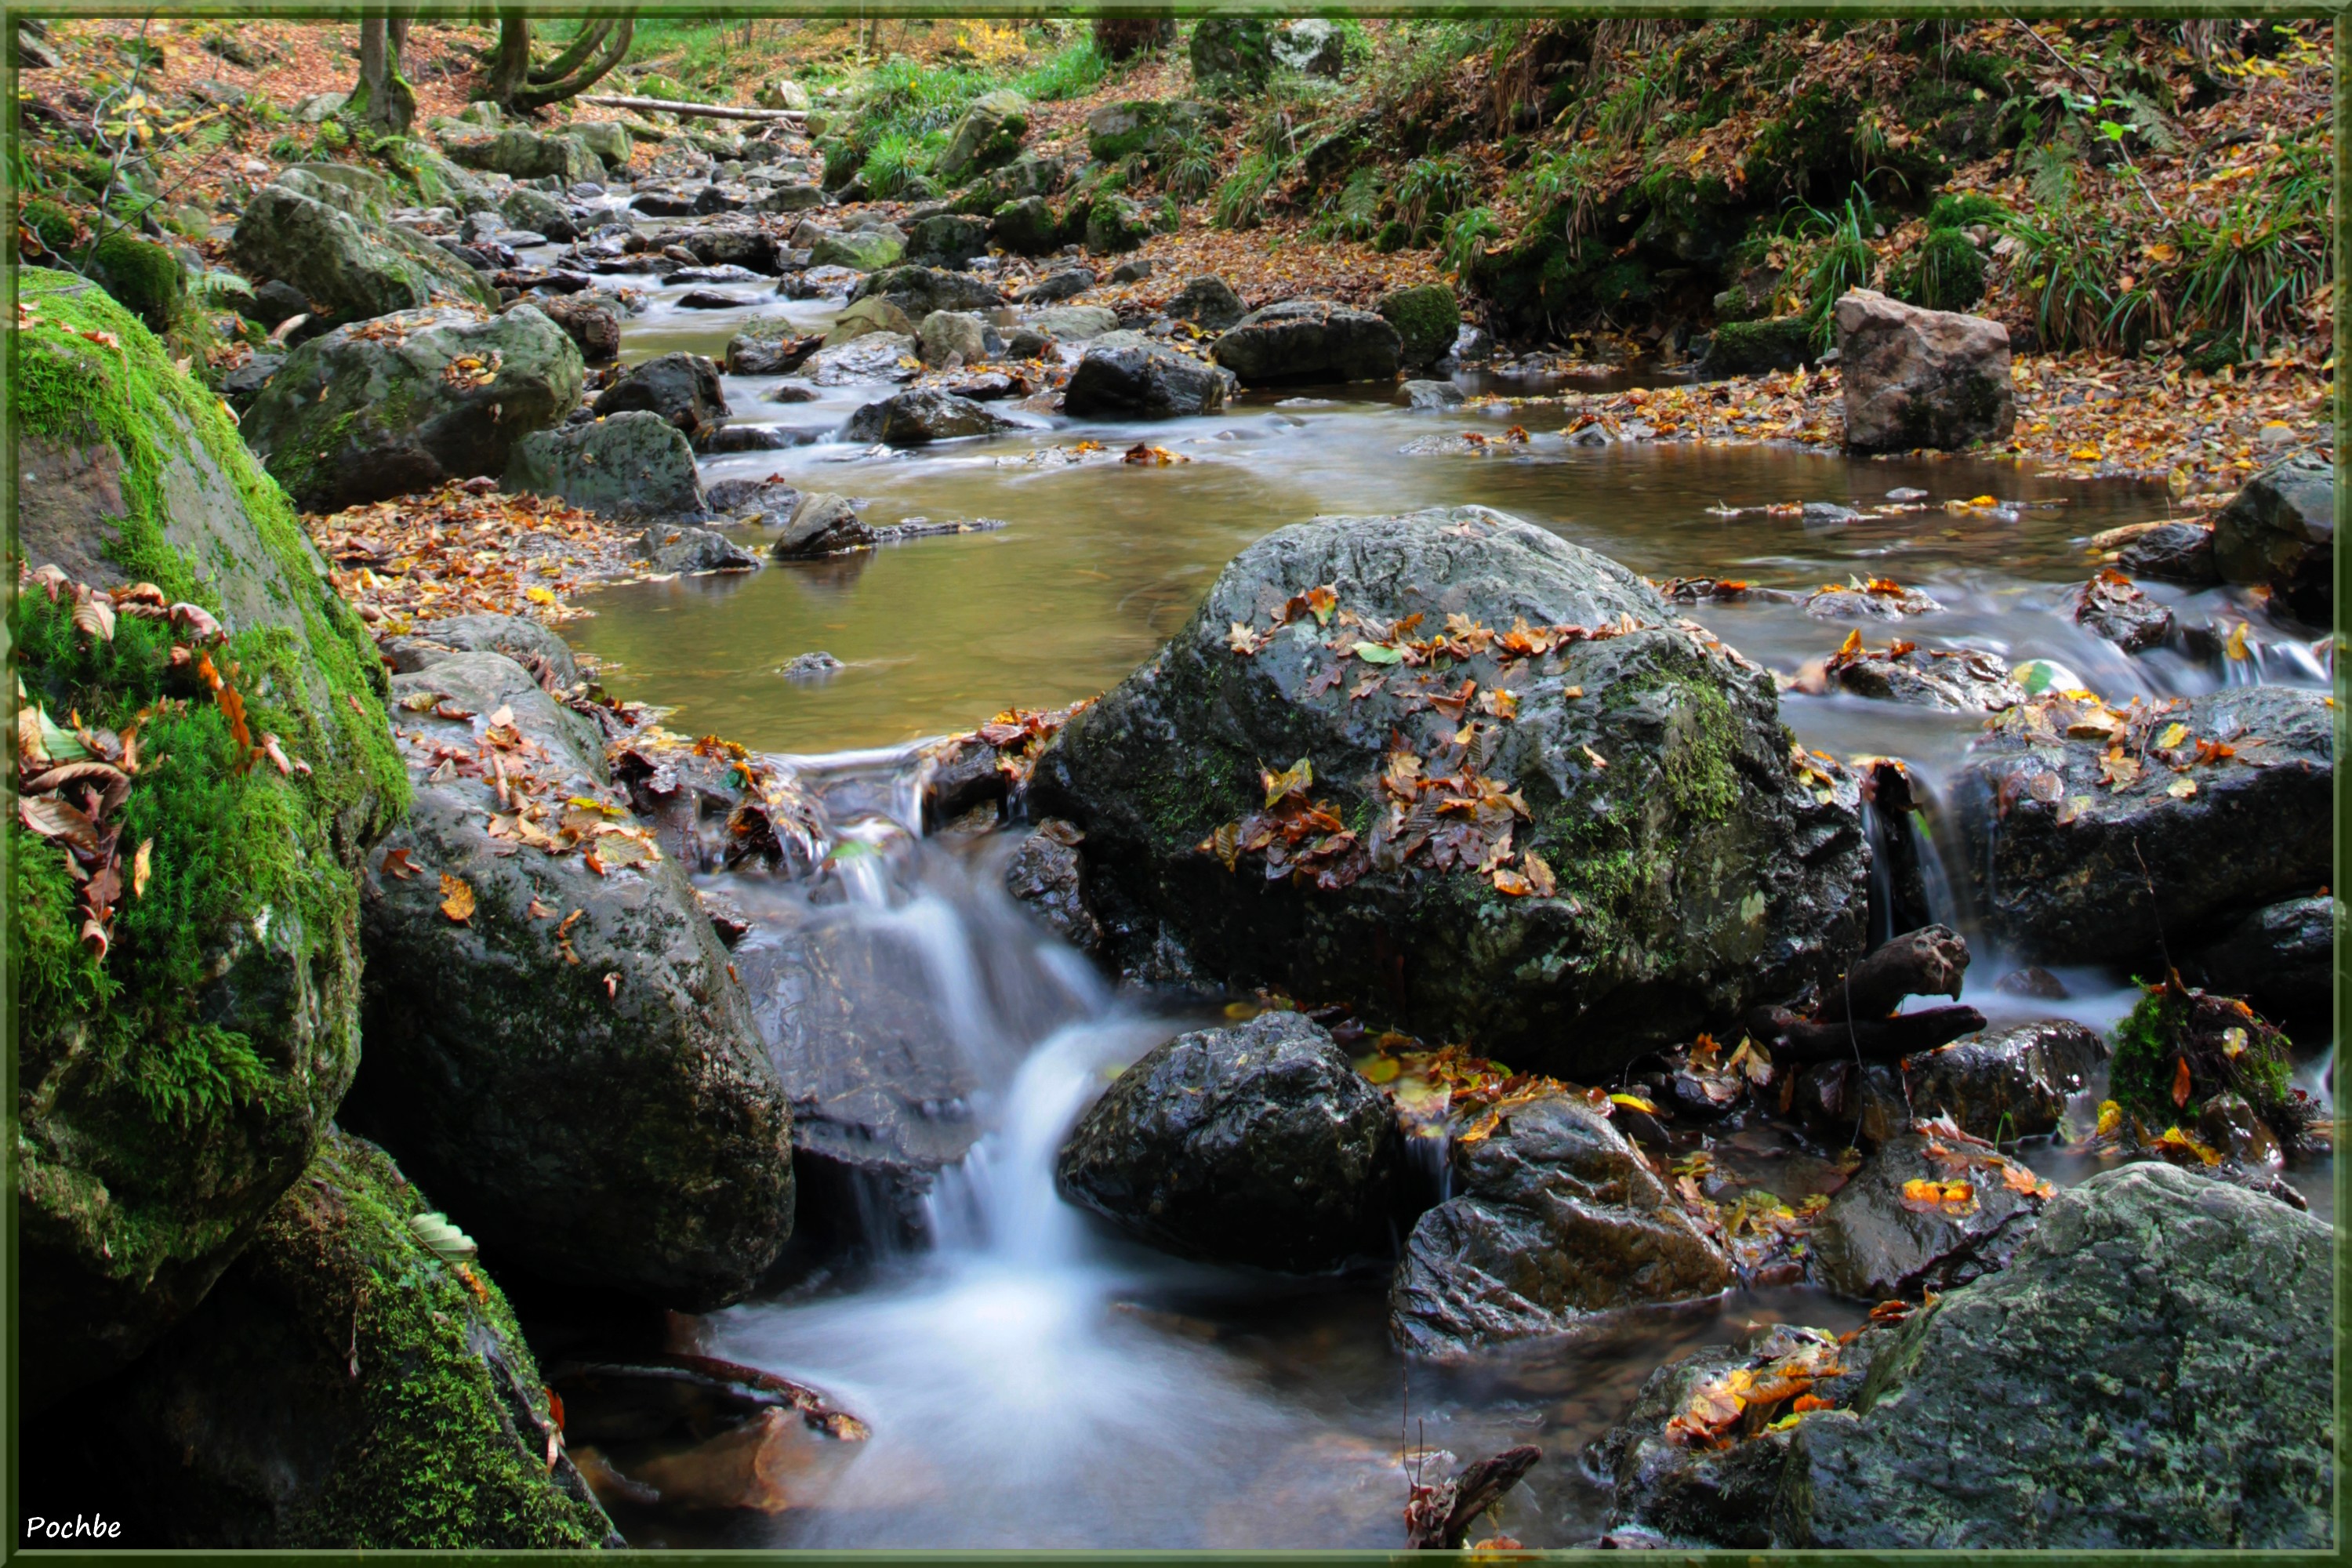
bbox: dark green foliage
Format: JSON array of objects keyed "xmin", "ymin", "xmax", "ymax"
[
  {"xmin": 89, "ymin": 230, "xmax": 187, "ymax": 336},
  {"xmin": 1894, "ymin": 227, "xmax": 1987, "ymax": 312},
  {"xmin": 1926, "ymin": 192, "xmax": 2011, "ymax": 230},
  {"xmin": 2108, "ymin": 980, "xmax": 2303, "ymax": 1139}
]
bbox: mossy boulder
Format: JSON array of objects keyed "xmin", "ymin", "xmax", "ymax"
[
  {"xmin": 345, "ymin": 652, "xmax": 796, "ymax": 1310},
  {"xmin": 277, "ymin": 162, "xmax": 396, "ymax": 223},
  {"xmin": 566, "ymin": 118, "xmax": 633, "ymax": 168},
  {"xmin": 848, "ymin": 263, "xmax": 1004, "ymax": 325},
  {"xmin": 503, "ymin": 409, "xmax": 708, "ymax": 519},
  {"xmin": 1189, "ymin": 16, "xmax": 1274, "ymax": 87},
  {"xmin": 438, "ymin": 126, "xmax": 602, "ymax": 184},
  {"xmin": 1028, "ymin": 507, "xmax": 1870, "ymax": 1072},
  {"xmin": 1375, "ymin": 284, "xmax": 1459, "ymax": 370},
  {"xmin": 807, "ymin": 227, "xmax": 904, "ymax": 271},
  {"xmin": 241, "ymin": 305, "xmax": 586, "ymax": 511},
  {"xmin": 936, "ymin": 88, "xmax": 1029, "ymax": 182},
  {"xmin": 13, "ymin": 268, "xmax": 407, "ymax": 1406},
  {"xmin": 953, "ymin": 151, "xmax": 1067, "ymax": 215},
  {"xmin": 1698, "ymin": 316, "xmax": 1813, "ymax": 379},
  {"xmin": 86, "ymin": 230, "xmax": 187, "ymax": 337},
  {"xmin": 1083, "ymin": 99, "xmax": 1214, "ymax": 164},
  {"xmin": 231, "ymin": 184, "xmax": 495, "ymax": 326},
  {"xmin": 989, "ymin": 194, "xmax": 1060, "ymax": 256},
  {"xmin": 2107, "ymin": 979, "xmax": 2304, "ymax": 1146},
  {"xmin": 906, "ymin": 212, "xmax": 992, "ymax": 267},
  {"xmin": 1083, "ymin": 194, "xmax": 1151, "ymax": 256},
  {"xmin": 86, "ymin": 1129, "xmax": 619, "ymax": 1547}
]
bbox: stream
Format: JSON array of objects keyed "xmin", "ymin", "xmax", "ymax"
[{"xmin": 528, "ymin": 227, "xmax": 2333, "ymax": 1548}]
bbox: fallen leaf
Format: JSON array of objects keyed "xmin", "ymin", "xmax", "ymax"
[
  {"xmin": 438, "ymin": 873, "xmax": 476, "ymax": 923},
  {"xmin": 381, "ymin": 847, "xmax": 422, "ymax": 880},
  {"xmin": 131, "ymin": 838, "xmax": 152, "ymax": 898},
  {"xmin": 2172, "ymin": 1054, "xmax": 2193, "ymax": 1108}
]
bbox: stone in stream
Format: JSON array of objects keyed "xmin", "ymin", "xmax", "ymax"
[
  {"xmin": 756, "ymin": 180, "xmax": 826, "ymax": 215},
  {"xmin": 2067, "ymin": 568, "xmax": 2173, "ymax": 652},
  {"xmin": 1055, "ymin": 1012, "xmax": 1400, "ymax": 1272},
  {"xmin": 1834, "ymin": 289, "xmax": 2016, "ymax": 454},
  {"xmin": 703, "ymin": 425, "xmax": 798, "ymax": 454},
  {"xmin": 799, "ymin": 331, "xmax": 920, "ymax": 387},
  {"xmin": 1809, "ymin": 1127, "xmax": 2051, "ymax": 1302},
  {"xmin": 378, "ymin": 612, "xmax": 581, "ymax": 689},
  {"xmin": 1211, "ymin": 299, "xmax": 1403, "ymax": 384},
  {"xmin": 1402, "ymin": 379, "xmax": 1465, "ymax": 410},
  {"xmin": 345, "ymin": 652, "xmax": 796, "ymax": 1311},
  {"xmin": 675, "ymin": 223, "xmax": 783, "ymax": 274},
  {"xmin": 770, "ymin": 492, "xmax": 873, "ymax": 557},
  {"xmin": 1018, "ymin": 266, "xmax": 1096, "ymax": 305},
  {"xmin": 499, "ymin": 186, "xmax": 576, "ymax": 243},
  {"xmin": 706, "ymin": 476, "xmax": 804, "ymax": 525},
  {"xmin": 1004, "ymin": 819, "xmax": 1100, "ymax": 948},
  {"xmin": 841, "ymin": 386, "xmax": 1020, "ymax": 446},
  {"xmin": 13, "ymin": 273, "xmax": 407, "ymax": 1408},
  {"xmin": 1024, "ymin": 303, "xmax": 1121, "ymax": 341},
  {"xmin": 504, "ymin": 410, "xmax": 708, "ymax": 519},
  {"xmin": 2211, "ymin": 454, "xmax": 2332, "ymax": 624},
  {"xmin": 1846, "ymin": 1019, "xmax": 2110, "ymax": 1145},
  {"xmin": 232, "ymin": 183, "xmax": 497, "ymax": 325},
  {"xmin": 1388, "ymin": 1087, "xmax": 1733, "ymax": 1358},
  {"xmin": 1802, "ymin": 581, "xmax": 1941, "ymax": 619},
  {"xmin": 1377, "ymin": 284, "xmax": 1461, "ymax": 371},
  {"xmin": 2115, "ymin": 520, "xmax": 2219, "ymax": 586},
  {"xmin": 669, "ymin": 264, "xmax": 768, "ymax": 286},
  {"xmin": 850, "ymin": 263, "xmax": 1006, "ymax": 325},
  {"xmin": 74, "ymin": 1128, "xmax": 620, "ymax": 1548},
  {"xmin": 1166, "ymin": 274, "xmax": 1247, "ymax": 330},
  {"xmin": 441, "ymin": 126, "xmax": 604, "ymax": 183},
  {"xmin": 1028, "ymin": 507, "xmax": 1870, "ymax": 1073},
  {"xmin": 676, "ymin": 288, "xmax": 755, "ymax": 310},
  {"xmin": 1782, "ymin": 1164, "xmax": 2332, "ymax": 1548},
  {"xmin": 1950, "ymin": 686, "xmax": 2332, "ymax": 967},
  {"xmin": 1825, "ymin": 643, "xmax": 2020, "ymax": 712},
  {"xmin": 989, "ymin": 195, "xmax": 1060, "ymax": 256},
  {"xmin": 637, "ymin": 523, "xmax": 759, "ymax": 575},
  {"xmin": 568, "ymin": 118, "xmax": 633, "ymax": 167},
  {"xmin": 592, "ymin": 350, "xmax": 730, "ymax": 448},
  {"xmin": 917, "ymin": 309, "xmax": 989, "ymax": 368},
  {"xmin": 822, "ymin": 296, "xmax": 918, "ymax": 348},
  {"xmin": 241, "ymin": 304, "xmax": 583, "ymax": 512},
  {"xmin": 534, "ymin": 293, "xmax": 621, "ymax": 361},
  {"xmin": 724, "ymin": 316, "xmax": 822, "ymax": 375},
  {"xmin": 2178, "ymin": 894, "xmax": 2335, "ymax": 1028},
  {"xmin": 1061, "ymin": 341, "xmax": 1234, "ymax": 419}
]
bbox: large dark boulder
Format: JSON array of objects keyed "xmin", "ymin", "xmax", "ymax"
[
  {"xmin": 1951, "ymin": 687, "xmax": 2332, "ymax": 967},
  {"xmin": 1784, "ymin": 1164, "xmax": 2332, "ymax": 1548},
  {"xmin": 1062, "ymin": 341, "xmax": 1235, "ymax": 418},
  {"xmin": 1189, "ymin": 17, "xmax": 1273, "ymax": 85},
  {"xmin": 2211, "ymin": 455, "xmax": 2332, "ymax": 624},
  {"xmin": 231, "ymin": 184, "xmax": 495, "ymax": 325},
  {"xmin": 1849, "ymin": 1020, "xmax": 2108, "ymax": 1145},
  {"xmin": 1834, "ymin": 289, "xmax": 2015, "ymax": 453},
  {"xmin": 840, "ymin": 387, "xmax": 1020, "ymax": 445},
  {"xmin": 346, "ymin": 652, "xmax": 795, "ymax": 1310},
  {"xmin": 1809, "ymin": 1127, "xmax": 2050, "ymax": 1301},
  {"xmin": 906, "ymin": 212, "xmax": 993, "ymax": 267},
  {"xmin": 81, "ymin": 1129, "xmax": 619, "ymax": 1547},
  {"xmin": 503, "ymin": 409, "xmax": 709, "ymax": 519},
  {"xmin": 1029, "ymin": 507, "xmax": 1869, "ymax": 1071},
  {"xmin": 2116, "ymin": 521, "xmax": 2218, "ymax": 586},
  {"xmin": 2179, "ymin": 894, "xmax": 2336, "ymax": 1027},
  {"xmin": 241, "ymin": 306, "xmax": 584, "ymax": 511},
  {"xmin": 13, "ymin": 271, "xmax": 405, "ymax": 1406},
  {"xmin": 1167, "ymin": 274, "xmax": 1247, "ymax": 329},
  {"xmin": 989, "ymin": 195, "xmax": 1060, "ymax": 256},
  {"xmin": 1390, "ymin": 1088, "xmax": 1732, "ymax": 1358},
  {"xmin": 1055, "ymin": 1011, "xmax": 1399, "ymax": 1272},
  {"xmin": 1211, "ymin": 299, "xmax": 1402, "ymax": 384},
  {"xmin": 848, "ymin": 263, "xmax": 1005, "ymax": 325},
  {"xmin": 593, "ymin": 350, "xmax": 729, "ymax": 448},
  {"xmin": 1377, "ymin": 284, "xmax": 1460, "ymax": 370}
]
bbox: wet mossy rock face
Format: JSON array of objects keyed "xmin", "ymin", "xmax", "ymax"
[
  {"xmin": 1376, "ymin": 284, "xmax": 1461, "ymax": 371},
  {"xmin": 12, "ymin": 269, "xmax": 407, "ymax": 1406},
  {"xmin": 1782, "ymin": 1164, "xmax": 2332, "ymax": 1548},
  {"xmin": 96, "ymin": 1128, "xmax": 619, "ymax": 1547},
  {"xmin": 347, "ymin": 652, "xmax": 795, "ymax": 1311},
  {"xmin": 242, "ymin": 305, "xmax": 586, "ymax": 512},
  {"xmin": 1031, "ymin": 508, "xmax": 1868, "ymax": 1074},
  {"xmin": 231, "ymin": 182, "xmax": 495, "ymax": 326},
  {"xmin": 1055, "ymin": 1011, "xmax": 1400, "ymax": 1272}
]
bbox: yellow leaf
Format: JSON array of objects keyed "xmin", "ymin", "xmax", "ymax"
[
  {"xmin": 1357, "ymin": 1056, "xmax": 1402, "ymax": 1084},
  {"xmin": 2070, "ymin": 446, "xmax": 2102, "ymax": 461},
  {"xmin": 438, "ymin": 873, "xmax": 477, "ymax": 923},
  {"xmin": 525, "ymin": 586, "xmax": 557, "ymax": 606},
  {"xmin": 1609, "ymin": 1091, "xmax": 1660, "ymax": 1114},
  {"xmin": 2166, "ymin": 775, "xmax": 2197, "ymax": 799},
  {"xmin": 2094, "ymin": 1099, "xmax": 2123, "ymax": 1138},
  {"xmin": 132, "ymin": 838, "xmax": 153, "ymax": 898},
  {"xmin": 2157, "ymin": 722, "xmax": 2189, "ymax": 750}
]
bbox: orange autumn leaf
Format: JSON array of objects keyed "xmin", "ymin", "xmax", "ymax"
[
  {"xmin": 437, "ymin": 873, "xmax": 476, "ymax": 923},
  {"xmin": 2171, "ymin": 1055, "xmax": 2193, "ymax": 1107}
]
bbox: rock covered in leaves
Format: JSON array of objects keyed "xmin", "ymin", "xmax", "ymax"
[
  {"xmin": 79, "ymin": 1128, "xmax": 618, "ymax": 1548},
  {"xmin": 1062, "ymin": 341, "xmax": 1236, "ymax": 419},
  {"xmin": 1389, "ymin": 1087, "xmax": 1732, "ymax": 1358},
  {"xmin": 346, "ymin": 652, "xmax": 795, "ymax": 1312},
  {"xmin": 2068, "ymin": 568, "xmax": 2173, "ymax": 652},
  {"xmin": 13, "ymin": 273, "xmax": 407, "ymax": 1407},
  {"xmin": 1851, "ymin": 1019, "xmax": 2109, "ymax": 1145},
  {"xmin": 378, "ymin": 612, "xmax": 580, "ymax": 690},
  {"xmin": 241, "ymin": 306, "xmax": 586, "ymax": 513},
  {"xmin": 1211, "ymin": 299, "xmax": 1403, "ymax": 385},
  {"xmin": 1822, "ymin": 635, "xmax": 2020, "ymax": 712},
  {"xmin": 1029, "ymin": 506, "xmax": 1869, "ymax": 1073},
  {"xmin": 1833, "ymin": 289, "xmax": 2015, "ymax": 454},
  {"xmin": 2104, "ymin": 977, "xmax": 2307, "ymax": 1151},
  {"xmin": 2211, "ymin": 453, "xmax": 2332, "ymax": 624},
  {"xmin": 1809, "ymin": 1124, "xmax": 2052, "ymax": 1301},
  {"xmin": 1784, "ymin": 1163, "xmax": 2332, "ymax": 1548},
  {"xmin": 1950, "ymin": 686, "xmax": 2332, "ymax": 967},
  {"xmin": 503, "ymin": 409, "xmax": 710, "ymax": 521},
  {"xmin": 1054, "ymin": 1011, "xmax": 1400, "ymax": 1272}
]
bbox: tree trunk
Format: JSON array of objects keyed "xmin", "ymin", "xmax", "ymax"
[
  {"xmin": 507, "ymin": 16, "xmax": 633, "ymax": 113},
  {"xmin": 483, "ymin": 11, "xmax": 531, "ymax": 110},
  {"xmin": 527, "ymin": 17, "xmax": 612, "ymax": 85},
  {"xmin": 350, "ymin": 13, "xmax": 416, "ymax": 135}
]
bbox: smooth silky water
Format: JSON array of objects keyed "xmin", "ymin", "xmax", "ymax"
[{"xmin": 549, "ymin": 267, "xmax": 2332, "ymax": 1548}]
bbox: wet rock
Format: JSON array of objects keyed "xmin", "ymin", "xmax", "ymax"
[
  {"xmin": 2115, "ymin": 520, "xmax": 2218, "ymax": 585},
  {"xmin": 378, "ymin": 612, "xmax": 579, "ymax": 689},
  {"xmin": 678, "ymin": 225, "xmax": 783, "ymax": 274},
  {"xmin": 347, "ymin": 652, "xmax": 795, "ymax": 1310},
  {"xmin": 1810, "ymin": 1128, "xmax": 2049, "ymax": 1301},
  {"xmin": 2212, "ymin": 454, "xmax": 2332, "ymax": 624},
  {"xmin": 2068, "ymin": 568, "xmax": 2173, "ymax": 653},
  {"xmin": 1834, "ymin": 289, "xmax": 2015, "ymax": 454},
  {"xmin": 1056, "ymin": 1012, "xmax": 1399, "ymax": 1272},
  {"xmin": 708, "ymin": 477, "xmax": 803, "ymax": 524},
  {"xmin": 1025, "ymin": 303, "xmax": 1120, "ymax": 341},
  {"xmin": 593, "ymin": 350, "xmax": 729, "ymax": 447},
  {"xmin": 243, "ymin": 305, "xmax": 583, "ymax": 511},
  {"xmin": 916, "ymin": 308, "xmax": 988, "ymax": 368},
  {"xmin": 1377, "ymin": 284, "xmax": 1461, "ymax": 370},
  {"xmin": 770, "ymin": 492, "xmax": 873, "ymax": 557},
  {"xmin": 676, "ymin": 287, "xmax": 754, "ymax": 310},
  {"xmin": 1803, "ymin": 581, "xmax": 1941, "ymax": 619},
  {"xmin": 1697, "ymin": 318, "xmax": 1811, "ymax": 379},
  {"xmin": 1062, "ymin": 341, "xmax": 1234, "ymax": 418},
  {"xmin": 808, "ymin": 226, "xmax": 905, "ymax": 272},
  {"xmin": 499, "ymin": 186, "xmax": 576, "ymax": 243},
  {"xmin": 850, "ymin": 263, "xmax": 1005, "ymax": 325},
  {"xmin": 1951, "ymin": 687, "xmax": 2332, "ymax": 966},
  {"xmin": 1826, "ymin": 644, "xmax": 2020, "ymax": 712},
  {"xmin": 777, "ymin": 651, "xmax": 844, "ymax": 680},
  {"xmin": 1851, "ymin": 1020, "xmax": 2109, "ymax": 1145},
  {"xmin": 703, "ymin": 425, "xmax": 796, "ymax": 453},
  {"xmin": 755, "ymin": 180, "xmax": 826, "ymax": 215},
  {"xmin": 840, "ymin": 387, "xmax": 1019, "ymax": 446},
  {"xmin": 948, "ymin": 369, "xmax": 1028, "ymax": 401},
  {"xmin": 88, "ymin": 1129, "xmax": 619, "ymax": 1548},
  {"xmin": 2178, "ymin": 895, "xmax": 2334, "ymax": 1027},
  {"xmin": 503, "ymin": 409, "xmax": 706, "ymax": 520},
  {"xmin": 1784, "ymin": 1164, "xmax": 2332, "ymax": 1548},
  {"xmin": 1212, "ymin": 299, "xmax": 1403, "ymax": 384},
  {"xmin": 800, "ymin": 331, "xmax": 919, "ymax": 387},
  {"xmin": 1403, "ymin": 379, "xmax": 1465, "ymax": 410},
  {"xmin": 2106, "ymin": 977, "xmax": 2306, "ymax": 1152},
  {"xmin": 1029, "ymin": 506, "xmax": 1868, "ymax": 1071},
  {"xmin": 1800, "ymin": 501, "xmax": 1865, "ymax": 526},
  {"xmin": 823, "ymin": 296, "xmax": 917, "ymax": 347},
  {"xmin": 989, "ymin": 195, "xmax": 1060, "ymax": 256},
  {"xmin": 232, "ymin": 184, "xmax": 495, "ymax": 325},
  {"xmin": 778, "ymin": 263, "xmax": 862, "ymax": 299},
  {"xmin": 1018, "ymin": 266, "xmax": 1097, "ymax": 304},
  {"xmin": 906, "ymin": 212, "xmax": 992, "ymax": 268},
  {"xmin": 535, "ymin": 293, "xmax": 621, "ymax": 361},
  {"xmin": 637, "ymin": 523, "xmax": 758, "ymax": 575},
  {"xmin": 1390, "ymin": 1089, "xmax": 1733, "ymax": 1358},
  {"xmin": 1167, "ymin": 274, "xmax": 1247, "ymax": 329},
  {"xmin": 724, "ymin": 318, "xmax": 822, "ymax": 375},
  {"xmin": 1004, "ymin": 819, "xmax": 1102, "ymax": 949}
]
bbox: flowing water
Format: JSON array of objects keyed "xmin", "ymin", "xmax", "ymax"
[{"xmin": 538, "ymin": 242, "xmax": 2332, "ymax": 1548}]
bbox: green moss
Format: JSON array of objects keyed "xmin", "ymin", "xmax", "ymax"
[
  {"xmin": 1893, "ymin": 227, "xmax": 1987, "ymax": 313},
  {"xmin": 2109, "ymin": 981, "xmax": 2298, "ymax": 1133},
  {"xmin": 23, "ymin": 196, "xmax": 83, "ymax": 258},
  {"xmin": 1377, "ymin": 284, "xmax": 1461, "ymax": 365},
  {"xmin": 1704, "ymin": 315, "xmax": 1812, "ymax": 373},
  {"xmin": 1926, "ymin": 192, "xmax": 2011, "ymax": 230},
  {"xmin": 90, "ymin": 230, "xmax": 187, "ymax": 336}
]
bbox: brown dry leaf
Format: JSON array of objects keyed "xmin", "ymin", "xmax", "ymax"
[
  {"xmin": 2171, "ymin": 1054, "xmax": 2193, "ymax": 1108},
  {"xmin": 131, "ymin": 837, "xmax": 153, "ymax": 898},
  {"xmin": 381, "ymin": 847, "xmax": 422, "ymax": 880},
  {"xmin": 438, "ymin": 873, "xmax": 476, "ymax": 923}
]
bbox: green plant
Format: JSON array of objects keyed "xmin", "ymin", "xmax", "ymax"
[
  {"xmin": 2003, "ymin": 206, "xmax": 2118, "ymax": 351},
  {"xmin": 1312, "ymin": 165, "xmax": 1386, "ymax": 243},
  {"xmin": 1440, "ymin": 206, "xmax": 1503, "ymax": 275},
  {"xmin": 1213, "ymin": 151, "xmax": 1284, "ymax": 230},
  {"xmin": 1393, "ymin": 154, "xmax": 1473, "ymax": 244},
  {"xmin": 1893, "ymin": 227, "xmax": 1986, "ymax": 313},
  {"xmin": 1010, "ymin": 38, "xmax": 1109, "ymax": 102},
  {"xmin": 1162, "ymin": 134, "xmax": 1221, "ymax": 201},
  {"xmin": 1926, "ymin": 192, "xmax": 2009, "ymax": 230},
  {"xmin": 858, "ymin": 129, "xmax": 928, "ymax": 198},
  {"xmin": 1794, "ymin": 187, "xmax": 1879, "ymax": 346}
]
